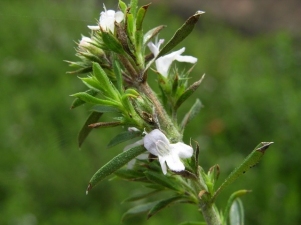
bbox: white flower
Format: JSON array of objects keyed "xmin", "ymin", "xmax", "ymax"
[
  {"xmin": 143, "ymin": 129, "xmax": 193, "ymax": 175},
  {"xmin": 148, "ymin": 40, "xmax": 198, "ymax": 77},
  {"xmin": 88, "ymin": 5, "xmax": 124, "ymax": 33},
  {"xmin": 79, "ymin": 36, "xmax": 92, "ymax": 49}
]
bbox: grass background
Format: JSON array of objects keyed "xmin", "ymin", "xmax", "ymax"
[{"xmin": 0, "ymin": 0, "xmax": 300, "ymax": 224}]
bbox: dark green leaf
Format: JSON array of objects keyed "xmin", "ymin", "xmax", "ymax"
[
  {"xmin": 229, "ymin": 199, "xmax": 245, "ymax": 225},
  {"xmin": 175, "ymin": 75, "xmax": 205, "ymax": 109},
  {"xmin": 91, "ymin": 105, "xmax": 120, "ymax": 113},
  {"xmin": 114, "ymin": 168, "xmax": 147, "ymax": 181},
  {"xmin": 147, "ymin": 196, "xmax": 183, "ymax": 219},
  {"xmin": 122, "ymin": 201, "xmax": 159, "ymax": 221},
  {"xmin": 101, "ymin": 31, "xmax": 125, "ymax": 54},
  {"xmin": 123, "ymin": 190, "xmax": 161, "ymax": 203},
  {"xmin": 86, "ymin": 145, "xmax": 145, "ymax": 193},
  {"xmin": 136, "ymin": 4, "xmax": 150, "ymax": 31},
  {"xmin": 157, "ymin": 11, "xmax": 204, "ymax": 58},
  {"xmin": 144, "ymin": 171, "xmax": 182, "ymax": 192},
  {"xmin": 213, "ymin": 142, "xmax": 273, "ymax": 201},
  {"xmin": 107, "ymin": 131, "xmax": 141, "ymax": 148},
  {"xmin": 78, "ymin": 112, "xmax": 102, "ymax": 148},
  {"xmin": 143, "ymin": 25, "xmax": 166, "ymax": 45},
  {"xmin": 113, "ymin": 60, "xmax": 123, "ymax": 93}
]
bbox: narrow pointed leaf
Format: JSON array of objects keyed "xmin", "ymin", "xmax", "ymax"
[
  {"xmin": 91, "ymin": 105, "xmax": 120, "ymax": 113},
  {"xmin": 113, "ymin": 60, "xmax": 123, "ymax": 93},
  {"xmin": 157, "ymin": 11, "xmax": 204, "ymax": 58},
  {"xmin": 229, "ymin": 198, "xmax": 245, "ymax": 225},
  {"xmin": 123, "ymin": 190, "xmax": 160, "ymax": 203},
  {"xmin": 136, "ymin": 4, "xmax": 150, "ymax": 31},
  {"xmin": 101, "ymin": 31, "xmax": 125, "ymax": 54},
  {"xmin": 88, "ymin": 121, "xmax": 121, "ymax": 128},
  {"xmin": 118, "ymin": 0, "xmax": 127, "ymax": 13},
  {"xmin": 86, "ymin": 145, "xmax": 145, "ymax": 193},
  {"xmin": 143, "ymin": 25, "xmax": 166, "ymax": 45},
  {"xmin": 71, "ymin": 89, "xmax": 98, "ymax": 109},
  {"xmin": 78, "ymin": 112, "xmax": 102, "ymax": 148},
  {"xmin": 144, "ymin": 171, "xmax": 182, "ymax": 191},
  {"xmin": 114, "ymin": 168, "xmax": 147, "ymax": 181},
  {"xmin": 213, "ymin": 142, "xmax": 273, "ymax": 200},
  {"xmin": 175, "ymin": 74, "xmax": 205, "ymax": 109},
  {"xmin": 224, "ymin": 190, "xmax": 251, "ymax": 223},
  {"xmin": 107, "ymin": 131, "xmax": 141, "ymax": 148},
  {"xmin": 180, "ymin": 99, "xmax": 203, "ymax": 130},
  {"xmin": 122, "ymin": 201, "xmax": 159, "ymax": 221},
  {"xmin": 71, "ymin": 92, "xmax": 119, "ymax": 107},
  {"xmin": 147, "ymin": 196, "xmax": 183, "ymax": 219}
]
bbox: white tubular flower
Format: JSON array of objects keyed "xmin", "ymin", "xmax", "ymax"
[
  {"xmin": 148, "ymin": 39, "xmax": 198, "ymax": 77},
  {"xmin": 143, "ymin": 129, "xmax": 193, "ymax": 175},
  {"xmin": 88, "ymin": 5, "xmax": 124, "ymax": 33},
  {"xmin": 79, "ymin": 36, "xmax": 92, "ymax": 49}
]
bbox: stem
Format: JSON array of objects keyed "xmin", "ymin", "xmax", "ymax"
[
  {"xmin": 138, "ymin": 82, "xmax": 182, "ymax": 142},
  {"xmin": 199, "ymin": 200, "xmax": 222, "ymax": 225}
]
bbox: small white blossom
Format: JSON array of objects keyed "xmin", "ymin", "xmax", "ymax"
[
  {"xmin": 79, "ymin": 36, "xmax": 92, "ymax": 49},
  {"xmin": 148, "ymin": 40, "xmax": 198, "ymax": 77},
  {"xmin": 143, "ymin": 129, "xmax": 193, "ymax": 175},
  {"xmin": 88, "ymin": 5, "xmax": 124, "ymax": 33}
]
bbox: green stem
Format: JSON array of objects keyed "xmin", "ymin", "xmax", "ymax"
[
  {"xmin": 199, "ymin": 200, "xmax": 222, "ymax": 225},
  {"xmin": 138, "ymin": 82, "xmax": 182, "ymax": 142}
]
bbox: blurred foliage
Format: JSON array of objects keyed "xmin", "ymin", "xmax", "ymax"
[{"xmin": 0, "ymin": 0, "xmax": 300, "ymax": 225}]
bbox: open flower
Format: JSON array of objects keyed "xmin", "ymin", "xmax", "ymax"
[
  {"xmin": 148, "ymin": 40, "xmax": 198, "ymax": 77},
  {"xmin": 88, "ymin": 5, "xmax": 124, "ymax": 33},
  {"xmin": 143, "ymin": 129, "xmax": 193, "ymax": 174}
]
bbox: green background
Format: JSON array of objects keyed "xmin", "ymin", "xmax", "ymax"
[{"xmin": 0, "ymin": 0, "xmax": 300, "ymax": 224}]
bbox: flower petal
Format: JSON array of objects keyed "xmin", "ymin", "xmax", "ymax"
[
  {"xmin": 175, "ymin": 55, "xmax": 198, "ymax": 64},
  {"xmin": 158, "ymin": 156, "xmax": 168, "ymax": 175},
  {"xmin": 143, "ymin": 129, "xmax": 169, "ymax": 156},
  {"xmin": 115, "ymin": 11, "xmax": 124, "ymax": 23},
  {"xmin": 170, "ymin": 142, "xmax": 193, "ymax": 159},
  {"xmin": 164, "ymin": 154, "xmax": 185, "ymax": 172}
]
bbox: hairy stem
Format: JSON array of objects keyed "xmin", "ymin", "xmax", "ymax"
[
  {"xmin": 138, "ymin": 82, "xmax": 182, "ymax": 142},
  {"xmin": 199, "ymin": 200, "xmax": 222, "ymax": 225}
]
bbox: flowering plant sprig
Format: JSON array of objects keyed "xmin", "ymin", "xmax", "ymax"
[{"xmin": 67, "ymin": 1, "xmax": 273, "ymax": 224}]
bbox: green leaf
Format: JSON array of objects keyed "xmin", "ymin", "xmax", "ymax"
[
  {"xmin": 91, "ymin": 105, "xmax": 120, "ymax": 113},
  {"xmin": 86, "ymin": 145, "xmax": 145, "ymax": 193},
  {"xmin": 123, "ymin": 190, "xmax": 161, "ymax": 202},
  {"xmin": 157, "ymin": 11, "xmax": 204, "ymax": 58},
  {"xmin": 78, "ymin": 112, "xmax": 102, "ymax": 148},
  {"xmin": 213, "ymin": 142, "xmax": 273, "ymax": 201},
  {"xmin": 147, "ymin": 196, "xmax": 183, "ymax": 219},
  {"xmin": 126, "ymin": 12, "xmax": 135, "ymax": 43},
  {"xmin": 107, "ymin": 131, "xmax": 141, "ymax": 148},
  {"xmin": 143, "ymin": 25, "xmax": 166, "ymax": 45},
  {"xmin": 229, "ymin": 199, "xmax": 245, "ymax": 225},
  {"xmin": 136, "ymin": 4, "xmax": 150, "ymax": 31},
  {"xmin": 92, "ymin": 63, "xmax": 120, "ymax": 99},
  {"xmin": 180, "ymin": 99, "xmax": 203, "ymax": 130},
  {"xmin": 113, "ymin": 60, "xmax": 123, "ymax": 93},
  {"xmin": 118, "ymin": 0, "xmax": 127, "ymax": 13},
  {"xmin": 224, "ymin": 190, "xmax": 251, "ymax": 224},
  {"xmin": 175, "ymin": 74, "xmax": 205, "ymax": 109},
  {"xmin": 144, "ymin": 171, "xmax": 182, "ymax": 192},
  {"xmin": 129, "ymin": 0, "xmax": 138, "ymax": 16},
  {"xmin": 71, "ymin": 92, "xmax": 119, "ymax": 107},
  {"xmin": 70, "ymin": 89, "xmax": 98, "ymax": 109},
  {"xmin": 101, "ymin": 31, "xmax": 125, "ymax": 54},
  {"xmin": 114, "ymin": 168, "xmax": 147, "ymax": 181},
  {"xmin": 122, "ymin": 201, "xmax": 159, "ymax": 221},
  {"xmin": 80, "ymin": 76, "xmax": 102, "ymax": 92}
]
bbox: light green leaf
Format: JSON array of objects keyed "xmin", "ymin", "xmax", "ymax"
[
  {"xmin": 180, "ymin": 99, "xmax": 203, "ymax": 130},
  {"xmin": 71, "ymin": 92, "xmax": 119, "ymax": 107},
  {"xmin": 147, "ymin": 196, "xmax": 183, "ymax": 219},
  {"xmin": 107, "ymin": 131, "xmax": 141, "ymax": 148},
  {"xmin": 70, "ymin": 89, "xmax": 98, "ymax": 109},
  {"xmin": 175, "ymin": 75, "xmax": 205, "ymax": 110},
  {"xmin": 224, "ymin": 190, "xmax": 251, "ymax": 224},
  {"xmin": 78, "ymin": 112, "xmax": 102, "ymax": 148},
  {"xmin": 229, "ymin": 199, "xmax": 245, "ymax": 225},
  {"xmin": 86, "ymin": 145, "xmax": 145, "ymax": 193},
  {"xmin": 213, "ymin": 142, "xmax": 273, "ymax": 201},
  {"xmin": 118, "ymin": 0, "xmax": 127, "ymax": 13},
  {"xmin": 113, "ymin": 60, "xmax": 123, "ymax": 93}
]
